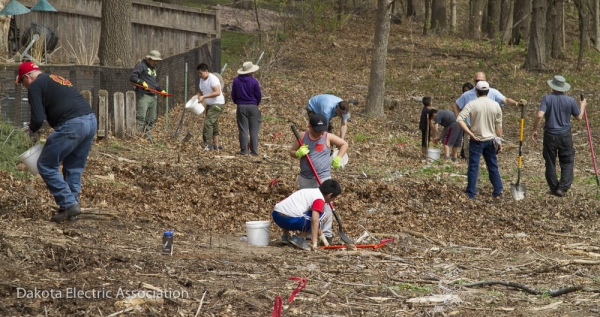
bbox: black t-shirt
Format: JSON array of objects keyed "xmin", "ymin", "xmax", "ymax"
[
  {"xmin": 419, "ymin": 106, "xmax": 429, "ymax": 131},
  {"xmin": 28, "ymin": 73, "xmax": 93, "ymax": 132}
]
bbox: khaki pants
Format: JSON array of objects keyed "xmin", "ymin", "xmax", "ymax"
[{"xmin": 203, "ymin": 104, "xmax": 225, "ymax": 144}]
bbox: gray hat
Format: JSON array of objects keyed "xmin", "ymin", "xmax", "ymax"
[
  {"xmin": 547, "ymin": 75, "xmax": 570, "ymax": 92},
  {"xmin": 146, "ymin": 50, "xmax": 163, "ymax": 61}
]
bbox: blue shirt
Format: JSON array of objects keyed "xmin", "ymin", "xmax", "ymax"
[
  {"xmin": 307, "ymin": 94, "xmax": 346, "ymax": 122},
  {"xmin": 539, "ymin": 92, "xmax": 580, "ymax": 135},
  {"xmin": 456, "ymin": 88, "xmax": 506, "ymax": 125}
]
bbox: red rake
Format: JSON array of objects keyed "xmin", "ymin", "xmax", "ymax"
[
  {"xmin": 321, "ymin": 238, "xmax": 395, "ymax": 250},
  {"xmin": 131, "ymin": 83, "xmax": 173, "ymax": 96}
]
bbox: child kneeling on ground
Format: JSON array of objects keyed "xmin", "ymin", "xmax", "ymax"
[{"xmin": 271, "ymin": 179, "xmax": 342, "ymax": 251}]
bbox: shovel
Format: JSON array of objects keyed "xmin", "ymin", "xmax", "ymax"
[
  {"xmin": 291, "ymin": 124, "xmax": 354, "ymax": 245},
  {"xmin": 511, "ymin": 102, "xmax": 526, "ymax": 200}
]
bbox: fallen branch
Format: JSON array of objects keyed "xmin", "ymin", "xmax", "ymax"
[
  {"xmin": 327, "ymin": 250, "xmax": 413, "ymax": 264},
  {"xmin": 461, "ymin": 280, "xmax": 600, "ymax": 297}
]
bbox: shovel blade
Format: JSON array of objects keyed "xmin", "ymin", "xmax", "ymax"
[{"xmin": 510, "ymin": 183, "xmax": 526, "ymax": 201}]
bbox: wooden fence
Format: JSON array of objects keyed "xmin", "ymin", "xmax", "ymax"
[
  {"xmin": 81, "ymin": 89, "xmax": 142, "ymax": 140},
  {"xmin": 15, "ymin": 0, "xmax": 220, "ymax": 66}
]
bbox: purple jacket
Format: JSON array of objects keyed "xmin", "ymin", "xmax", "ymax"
[{"xmin": 231, "ymin": 74, "xmax": 262, "ymax": 106}]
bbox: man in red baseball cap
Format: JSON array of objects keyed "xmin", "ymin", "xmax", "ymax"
[{"xmin": 17, "ymin": 61, "xmax": 97, "ymax": 223}]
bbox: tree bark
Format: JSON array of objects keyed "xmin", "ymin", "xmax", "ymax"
[
  {"xmin": 423, "ymin": 0, "xmax": 430, "ymax": 35},
  {"xmin": 546, "ymin": 0, "xmax": 564, "ymax": 59},
  {"xmin": 512, "ymin": 0, "xmax": 531, "ymax": 45},
  {"xmin": 487, "ymin": 0, "xmax": 501, "ymax": 38},
  {"xmin": 99, "ymin": 0, "xmax": 133, "ymax": 67},
  {"xmin": 407, "ymin": 0, "xmax": 425, "ymax": 22},
  {"xmin": 595, "ymin": 0, "xmax": 600, "ymax": 50},
  {"xmin": 499, "ymin": 0, "xmax": 513, "ymax": 45},
  {"xmin": 574, "ymin": 0, "xmax": 590, "ymax": 70},
  {"xmin": 366, "ymin": 0, "xmax": 393, "ymax": 118},
  {"xmin": 451, "ymin": 0, "xmax": 457, "ymax": 31},
  {"xmin": 523, "ymin": 0, "xmax": 547, "ymax": 70},
  {"xmin": 431, "ymin": 0, "xmax": 447, "ymax": 33},
  {"xmin": 469, "ymin": 0, "xmax": 486, "ymax": 39}
]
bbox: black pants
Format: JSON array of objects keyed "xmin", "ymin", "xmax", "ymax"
[{"xmin": 543, "ymin": 130, "xmax": 575, "ymax": 192}]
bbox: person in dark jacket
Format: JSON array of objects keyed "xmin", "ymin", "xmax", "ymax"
[
  {"xmin": 16, "ymin": 61, "xmax": 97, "ymax": 223},
  {"xmin": 129, "ymin": 50, "xmax": 165, "ymax": 141},
  {"xmin": 231, "ymin": 61, "xmax": 262, "ymax": 156}
]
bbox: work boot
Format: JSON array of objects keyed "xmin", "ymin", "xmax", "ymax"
[
  {"xmin": 556, "ymin": 189, "xmax": 566, "ymax": 197},
  {"xmin": 51, "ymin": 203, "xmax": 81, "ymax": 223}
]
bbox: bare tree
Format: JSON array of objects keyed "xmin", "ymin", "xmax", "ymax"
[
  {"xmin": 546, "ymin": 0, "xmax": 564, "ymax": 59},
  {"xmin": 523, "ymin": 0, "xmax": 547, "ymax": 70},
  {"xmin": 594, "ymin": 0, "xmax": 600, "ymax": 50},
  {"xmin": 574, "ymin": 0, "xmax": 591, "ymax": 70},
  {"xmin": 499, "ymin": 0, "xmax": 514, "ymax": 45},
  {"xmin": 423, "ymin": 0, "xmax": 430, "ymax": 35},
  {"xmin": 487, "ymin": 0, "xmax": 501, "ymax": 38},
  {"xmin": 512, "ymin": 0, "xmax": 531, "ymax": 45},
  {"xmin": 451, "ymin": 0, "xmax": 457, "ymax": 31},
  {"xmin": 431, "ymin": 0, "xmax": 447, "ymax": 33},
  {"xmin": 366, "ymin": 0, "xmax": 395, "ymax": 118},
  {"xmin": 98, "ymin": 0, "xmax": 133, "ymax": 67},
  {"xmin": 469, "ymin": 0, "xmax": 486, "ymax": 39}
]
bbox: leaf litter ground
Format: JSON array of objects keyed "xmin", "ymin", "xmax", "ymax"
[{"xmin": 2, "ymin": 11, "xmax": 600, "ymax": 317}]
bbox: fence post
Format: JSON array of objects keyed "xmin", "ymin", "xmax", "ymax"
[
  {"xmin": 98, "ymin": 90, "xmax": 109, "ymax": 139},
  {"xmin": 114, "ymin": 92, "xmax": 125, "ymax": 138},
  {"xmin": 125, "ymin": 91, "xmax": 136, "ymax": 136}
]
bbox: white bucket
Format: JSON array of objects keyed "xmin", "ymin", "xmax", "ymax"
[
  {"xmin": 245, "ymin": 221, "xmax": 270, "ymax": 246},
  {"xmin": 19, "ymin": 143, "xmax": 43, "ymax": 175},
  {"xmin": 427, "ymin": 148, "xmax": 440, "ymax": 163},
  {"xmin": 185, "ymin": 96, "xmax": 205, "ymax": 115},
  {"xmin": 331, "ymin": 149, "xmax": 349, "ymax": 168}
]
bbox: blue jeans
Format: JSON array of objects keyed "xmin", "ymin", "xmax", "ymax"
[
  {"xmin": 466, "ymin": 139, "xmax": 503, "ymax": 198},
  {"xmin": 37, "ymin": 113, "xmax": 97, "ymax": 209}
]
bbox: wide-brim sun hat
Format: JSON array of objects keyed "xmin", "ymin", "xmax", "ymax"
[
  {"xmin": 146, "ymin": 50, "xmax": 163, "ymax": 61},
  {"xmin": 547, "ymin": 75, "xmax": 571, "ymax": 92},
  {"xmin": 238, "ymin": 61, "xmax": 259, "ymax": 74}
]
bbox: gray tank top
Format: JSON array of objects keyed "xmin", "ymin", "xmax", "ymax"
[{"xmin": 300, "ymin": 131, "xmax": 331, "ymax": 180}]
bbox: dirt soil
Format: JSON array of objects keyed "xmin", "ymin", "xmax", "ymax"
[{"xmin": 2, "ymin": 7, "xmax": 600, "ymax": 317}]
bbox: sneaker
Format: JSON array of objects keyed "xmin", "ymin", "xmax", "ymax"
[
  {"xmin": 290, "ymin": 235, "xmax": 311, "ymax": 251},
  {"xmin": 556, "ymin": 189, "xmax": 566, "ymax": 197},
  {"xmin": 281, "ymin": 234, "xmax": 291, "ymax": 246},
  {"xmin": 203, "ymin": 143, "xmax": 213, "ymax": 150},
  {"xmin": 51, "ymin": 203, "xmax": 81, "ymax": 223},
  {"xmin": 443, "ymin": 156, "xmax": 452, "ymax": 161},
  {"xmin": 215, "ymin": 145, "xmax": 224, "ymax": 151},
  {"xmin": 451, "ymin": 157, "xmax": 458, "ymax": 162},
  {"xmin": 326, "ymin": 236, "xmax": 333, "ymax": 245}
]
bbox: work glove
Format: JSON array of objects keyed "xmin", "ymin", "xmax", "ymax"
[
  {"xmin": 141, "ymin": 81, "xmax": 149, "ymax": 90},
  {"xmin": 295, "ymin": 144, "xmax": 310, "ymax": 158},
  {"xmin": 493, "ymin": 137, "xmax": 502, "ymax": 154},
  {"xmin": 332, "ymin": 156, "xmax": 342, "ymax": 169},
  {"xmin": 309, "ymin": 243, "xmax": 318, "ymax": 251},
  {"xmin": 161, "ymin": 90, "xmax": 167, "ymax": 97},
  {"xmin": 517, "ymin": 99, "xmax": 527, "ymax": 107}
]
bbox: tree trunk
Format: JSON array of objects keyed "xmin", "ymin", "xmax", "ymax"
[
  {"xmin": 366, "ymin": 0, "xmax": 393, "ymax": 118},
  {"xmin": 407, "ymin": 0, "xmax": 425, "ymax": 22},
  {"xmin": 487, "ymin": 0, "xmax": 501, "ymax": 38},
  {"xmin": 512, "ymin": 0, "xmax": 531, "ymax": 45},
  {"xmin": 546, "ymin": 0, "xmax": 564, "ymax": 59},
  {"xmin": 0, "ymin": 0, "xmax": 11, "ymax": 58},
  {"xmin": 469, "ymin": 0, "xmax": 486, "ymax": 39},
  {"xmin": 423, "ymin": 0, "xmax": 430, "ymax": 35},
  {"xmin": 431, "ymin": 0, "xmax": 447, "ymax": 33},
  {"xmin": 523, "ymin": 0, "xmax": 547, "ymax": 70},
  {"xmin": 499, "ymin": 0, "xmax": 514, "ymax": 45},
  {"xmin": 451, "ymin": 0, "xmax": 457, "ymax": 31},
  {"xmin": 99, "ymin": 0, "xmax": 133, "ymax": 67},
  {"xmin": 595, "ymin": 0, "xmax": 600, "ymax": 50},
  {"xmin": 574, "ymin": 0, "xmax": 590, "ymax": 70}
]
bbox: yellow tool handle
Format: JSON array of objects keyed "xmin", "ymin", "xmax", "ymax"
[{"xmin": 519, "ymin": 118, "xmax": 524, "ymax": 141}]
